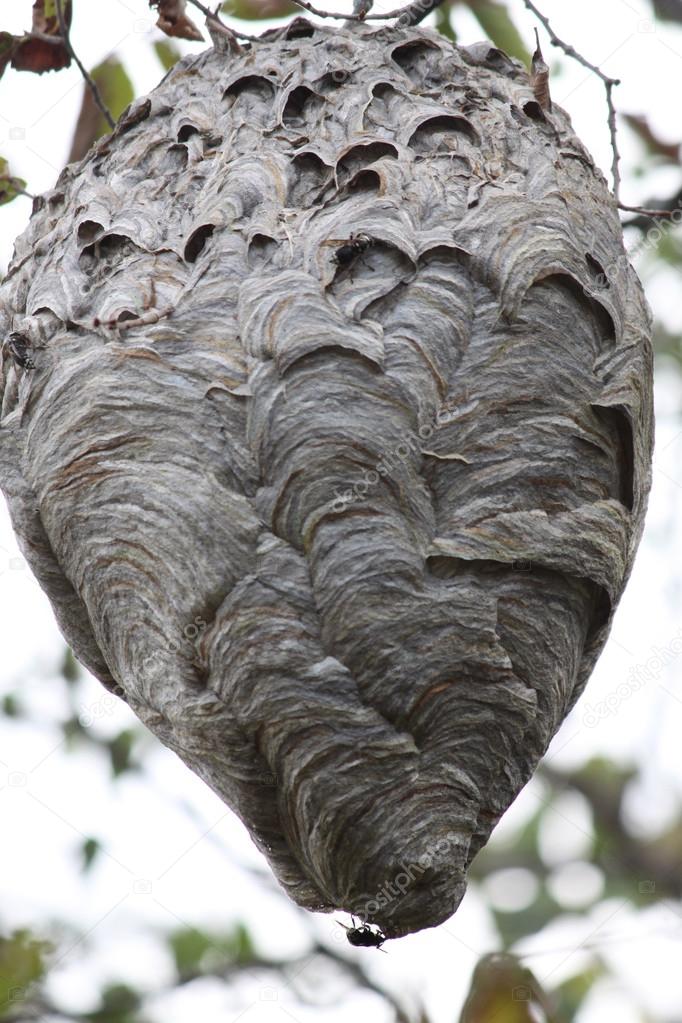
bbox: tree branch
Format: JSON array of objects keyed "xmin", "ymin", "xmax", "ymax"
[
  {"xmin": 185, "ymin": 0, "xmax": 262, "ymax": 39},
  {"xmin": 191, "ymin": 0, "xmax": 446, "ymax": 27},
  {"xmin": 365, "ymin": 0, "xmax": 448, "ymax": 26},
  {"xmin": 55, "ymin": 0, "xmax": 115, "ymax": 130},
  {"xmin": 521, "ymin": 2, "xmax": 622, "ymax": 197}
]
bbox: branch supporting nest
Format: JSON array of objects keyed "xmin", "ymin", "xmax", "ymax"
[
  {"xmin": 522, "ymin": 0, "xmax": 679, "ymax": 220},
  {"xmin": 185, "ymin": 0, "xmax": 262, "ymax": 39},
  {"xmin": 55, "ymin": 0, "xmax": 115, "ymax": 130},
  {"xmin": 190, "ymin": 0, "xmax": 447, "ymax": 26}
]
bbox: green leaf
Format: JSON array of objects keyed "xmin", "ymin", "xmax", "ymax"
[
  {"xmin": 168, "ymin": 923, "xmax": 256, "ymax": 980},
  {"xmin": 464, "ymin": 1, "xmax": 530, "ymax": 65},
  {"xmin": 80, "ymin": 836, "xmax": 101, "ymax": 874},
  {"xmin": 85, "ymin": 982, "xmax": 141, "ymax": 1021},
  {"xmin": 220, "ymin": 0, "xmax": 298, "ymax": 21},
  {"xmin": 69, "ymin": 57, "xmax": 135, "ymax": 163},
  {"xmin": 153, "ymin": 40, "xmax": 182, "ymax": 72},
  {"xmin": 107, "ymin": 729, "xmax": 137, "ymax": 777},
  {"xmin": 0, "ymin": 157, "xmax": 27, "ymax": 207},
  {"xmin": 0, "ymin": 32, "xmax": 16, "ymax": 81},
  {"xmin": 459, "ymin": 953, "xmax": 559, "ymax": 1023},
  {"xmin": 62, "ymin": 713, "xmax": 88, "ymax": 746},
  {"xmin": 168, "ymin": 927, "xmax": 212, "ymax": 977},
  {"xmin": 435, "ymin": 2, "xmax": 457, "ymax": 41},
  {"xmin": 0, "ymin": 930, "xmax": 51, "ymax": 1017},
  {"xmin": 1, "ymin": 694, "xmax": 21, "ymax": 717},
  {"xmin": 92, "ymin": 57, "xmax": 134, "ymax": 132},
  {"xmin": 61, "ymin": 647, "xmax": 80, "ymax": 683},
  {"xmin": 553, "ymin": 963, "xmax": 605, "ymax": 1020}
]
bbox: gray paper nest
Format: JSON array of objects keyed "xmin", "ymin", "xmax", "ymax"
[{"xmin": 0, "ymin": 19, "xmax": 653, "ymax": 938}]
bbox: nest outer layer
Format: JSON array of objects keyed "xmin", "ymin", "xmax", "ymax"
[{"xmin": 0, "ymin": 19, "xmax": 653, "ymax": 938}]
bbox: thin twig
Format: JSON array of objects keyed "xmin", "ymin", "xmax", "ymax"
[
  {"xmin": 521, "ymin": 0, "xmax": 618, "ymax": 82},
  {"xmin": 521, "ymin": 1, "xmax": 623, "ymax": 201},
  {"xmin": 286, "ymin": 0, "xmax": 365, "ymax": 21},
  {"xmin": 283, "ymin": 0, "xmax": 447, "ymax": 24},
  {"xmin": 192, "ymin": 0, "xmax": 445, "ymax": 27},
  {"xmin": 605, "ymin": 78, "xmax": 621, "ymax": 202},
  {"xmin": 185, "ymin": 0, "xmax": 278, "ymax": 37},
  {"xmin": 364, "ymin": 0, "xmax": 447, "ymax": 24},
  {"xmin": 618, "ymin": 204, "xmax": 680, "ymax": 219},
  {"xmin": 55, "ymin": 0, "xmax": 115, "ymax": 130}
]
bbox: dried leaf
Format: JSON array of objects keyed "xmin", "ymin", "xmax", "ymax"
[
  {"xmin": 10, "ymin": 0, "xmax": 72, "ymax": 74},
  {"xmin": 150, "ymin": 0, "xmax": 204, "ymax": 42},
  {"xmin": 530, "ymin": 27, "xmax": 552, "ymax": 112},
  {"xmin": 31, "ymin": 0, "xmax": 71, "ymax": 35}
]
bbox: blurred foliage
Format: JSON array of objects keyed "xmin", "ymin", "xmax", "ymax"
[
  {"xmin": 106, "ymin": 728, "xmax": 139, "ymax": 778},
  {"xmin": 61, "ymin": 647, "xmax": 80, "ymax": 684},
  {"xmin": 169, "ymin": 923, "xmax": 256, "ymax": 979},
  {"xmin": 461, "ymin": 0, "xmax": 530, "ymax": 63},
  {"xmin": 68, "ymin": 56, "xmax": 135, "ymax": 163},
  {"xmin": 434, "ymin": 3, "xmax": 456, "ymax": 41},
  {"xmin": 84, "ymin": 982, "xmax": 144, "ymax": 1023},
  {"xmin": 0, "ymin": 157, "xmax": 27, "ymax": 206},
  {"xmin": 221, "ymin": 0, "xmax": 299, "ymax": 20},
  {"xmin": 80, "ymin": 836, "xmax": 101, "ymax": 874},
  {"xmin": 0, "ymin": 930, "xmax": 51, "ymax": 1018},
  {"xmin": 459, "ymin": 954, "xmax": 559, "ymax": 1022},
  {"xmin": 153, "ymin": 39, "xmax": 182, "ymax": 71}
]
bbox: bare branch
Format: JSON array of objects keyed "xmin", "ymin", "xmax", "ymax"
[
  {"xmin": 286, "ymin": 0, "xmax": 365, "ymax": 21},
  {"xmin": 189, "ymin": 0, "xmax": 446, "ymax": 28},
  {"xmin": 185, "ymin": 0, "xmax": 283, "ymax": 36},
  {"xmin": 521, "ymin": 1, "xmax": 623, "ymax": 200},
  {"xmin": 286, "ymin": 0, "xmax": 448, "ymax": 24},
  {"xmin": 521, "ymin": 0, "xmax": 619, "ymax": 83},
  {"xmin": 55, "ymin": 0, "xmax": 115, "ymax": 130},
  {"xmin": 618, "ymin": 203, "xmax": 681, "ymax": 219},
  {"xmin": 369, "ymin": 0, "xmax": 448, "ymax": 26},
  {"xmin": 605, "ymin": 78, "xmax": 621, "ymax": 202}
]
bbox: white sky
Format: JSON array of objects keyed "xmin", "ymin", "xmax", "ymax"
[{"xmin": 2, "ymin": 1, "xmax": 682, "ymax": 1020}]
